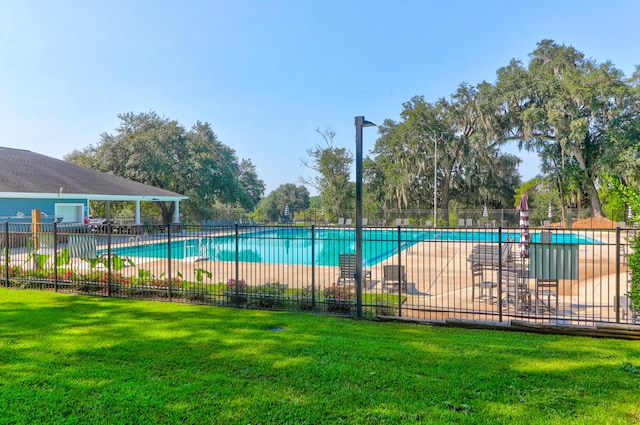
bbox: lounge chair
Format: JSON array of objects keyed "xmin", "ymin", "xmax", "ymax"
[
  {"xmin": 337, "ymin": 218, "xmax": 345, "ymax": 226},
  {"xmin": 382, "ymin": 264, "xmax": 407, "ymax": 292},
  {"xmin": 68, "ymin": 234, "xmax": 98, "ymax": 269},
  {"xmin": 69, "ymin": 235, "xmax": 97, "ymax": 256},
  {"xmin": 35, "ymin": 232, "xmax": 56, "ymax": 254},
  {"xmin": 465, "ymin": 218, "xmax": 473, "ymax": 228},
  {"xmin": 458, "ymin": 219, "xmax": 465, "ymax": 228},
  {"xmin": 336, "ymin": 253, "xmax": 371, "ymax": 286},
  {"xmin": 467, "ymin": 241, "xmax": 516, "ymax": 269},
  {"xmin": 362, "ymin": 218, "xmax": 368, "ymax": 227},
  {"xmin": 395, "ymin": 218, "xmax": 402, "ymax": 226},
  {"xmin": 470, "ymin": 262, "xmax": 497, "ymax": 302},
  {"xmin": 344, "ymin": 218, "xmax": 352, "ymax": 226},
  {"xmin": 33, "ymin": 232, "xmax": 57, "ymax": 268}
]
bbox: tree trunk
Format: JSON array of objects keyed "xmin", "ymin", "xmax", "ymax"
[
  {"xmin": 555, "ymin": 171, "xmax": 567, "ymax": 224},
  {"xmin": 158, "ymin": 202, "xmax": 175, "ymax": 226},
  {"xmin": 586, "ymin": 178, "xmax": 605, "ymax": 218},
  {"xmin": 572, "ymin": 147, "xmax": 604, "ymax": 218},
  {"xmin": 440, "ymin": 177, "xmax": 451, "ymax": 225}
]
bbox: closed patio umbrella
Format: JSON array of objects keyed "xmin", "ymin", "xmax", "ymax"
[
  {"xmin": 518, "ymin": 195, "xmax": 530, "ymax": 259},
  {"xmin": 482, "ymin": 204, "xmax": 488, "ymax": 218},
  {"xmin": 284, "ymin": 204, "xmax": 290, "ymax": 217},
  {"xmin": 548, "ymin": 203, "xmax": 552, "ymax": 219}
]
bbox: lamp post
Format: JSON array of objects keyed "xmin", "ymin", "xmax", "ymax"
[
  {"xmin": 355, "ymin": 116, "xmax": 376, "ymax": 319},
  {"xmin": 433, "ymin": 136, "xmax": 437, "ymax": 228}
]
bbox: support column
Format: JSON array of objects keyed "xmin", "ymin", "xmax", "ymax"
[
  {"xmin": 31, "ymin": 209, "xmax": 42, "ymax": 249},
  {"xmin": 135, "ymin": 200, "xmax": 141, "ymax": 225},
  {"xmin": 173, "ymin": 201, "xmax": 181, "ymax": 223}
]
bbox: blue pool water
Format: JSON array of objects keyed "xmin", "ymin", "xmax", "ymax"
[{"xmin": 107, "ymin": 228, "xmax": 598, "ymax": 266}]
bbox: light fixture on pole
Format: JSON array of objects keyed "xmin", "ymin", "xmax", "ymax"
[{"xmin": 355, "ymin": 116, "xmax": 376, "ymax": 319}]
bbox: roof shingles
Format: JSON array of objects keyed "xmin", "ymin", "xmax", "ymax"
[{"xmin": 0, "ymin": 147, "xmax": 185, "ymax": 198}]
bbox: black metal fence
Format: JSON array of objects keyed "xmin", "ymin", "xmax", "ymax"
[
  {"xmin": 1, "ymin": 221, "xmax": 637, "ymax": 329},
  {"xmin": 221, "ymin": 206, "xmax": 633, "ymax": 228}
]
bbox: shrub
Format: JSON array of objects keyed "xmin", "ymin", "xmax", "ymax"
[
  {"xmin": 225, "ymin": 278, "xmax": 247, "ymax": 305},
  {"xmin": 324, "ymin": 285, "xmax": 355, "ymax": 301},
  {"xmin": 291, "ymin": 287, "xmax": 314, "ymax": 311},
  {"xmin": 0, "ymin": 265, "xmax": 23, "ymax": 279},
  {"xmin": 323, "ymin": 285, "xmax": 355, "ymax": 314},
  {"xmin": 255, "ymin": 282, "xmax": 287, "ymax": 296},
  {"xmin": 183, "ymin": 289, "xmax": 211, "ymax": 303},
  {"xmin": 371, "ymin": 296, "xmax": 398, "ymax": 316},
  {"xmin": 248, "ymin": 282, "xmax": 287, "ymax": 309},
  {"xmin": 76, "ymin": 282, "xmax": 106, "ymax": 294},
  {"xmin": 27, "ymin": 269, "xmax": 51, "ymax": 280}
]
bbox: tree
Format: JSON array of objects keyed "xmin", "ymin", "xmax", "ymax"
[
  {"xmin": 604, "ymin": 66, "xmax": 640, "ymax": 185},
  {"xmin": 257, "ymin": 184, "xmax": 310, "ymax": 222},
  {"xmin": 371, "ymin": 105, "xmax": 436, "ymax": 211},
  {"xmin": 66, "ymin": 112, "xmax": 264, "ymax": 224},
  {"xmin": 301, "ymin": 128, "xmax": 354, "ymax": 217},
  {"xmin": 493, "ymin": 40, "xmax": 633, "ymax": 218},
  {"xmin": 438, "ymin": 84, "xmax": 520, "ymax": 214},
  {"xmin": 370, "ymin": 90, "xmax": 520, "ymax": 222},
  {"xmin": 236, "ymin": 159, "xmax": 266, "ymax": 211}
]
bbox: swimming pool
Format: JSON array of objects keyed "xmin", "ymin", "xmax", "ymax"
[{"xmin": 108, "ymin": 228, "xmax": 599, "ymax": 266}]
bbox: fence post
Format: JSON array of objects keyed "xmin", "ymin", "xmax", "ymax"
[
  {"xmin": 615, "ymin": 227, "xmax": 621, "ymax": 323},
  {"xmin": 397, "ymin": 225, "xmax": 402, "ymax": 317},
  {"xmin": 107, "ymin": 223, "xmax": 112, "ymax": 297},
  {"xmin": 53, "ymin": 221, "xmax": 58, "ymax": 292},
  {"xmin": 311, "ymin": 225, "xmax": 316, "ymax": 310},
  {"xmin": 497, "ymin": 226, "xmax": 503, "ymax": 322},
  {"xmin": 3, "ymin": 222, "xmax": 9, "ymax": 287},
  {"xmin": 235, "ymin": 224, "xmax": 240, "ymax": 306},
  {"xmin": 167, "ymin": 224, "xmax": 172, "ymax": 302}
]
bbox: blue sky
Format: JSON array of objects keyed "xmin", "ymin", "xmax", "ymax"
[{"xmin": 2, "ymin": 0, "xmax": 639, "ymax": 196}]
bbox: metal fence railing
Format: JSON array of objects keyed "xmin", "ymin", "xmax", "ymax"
[
  {"xmin": 1, "ymin": 221, "xmax": 637, "ymax": 330},
  {"xmin": 218, "ymin": 206, "xmax": 632, "ymax": 229}
]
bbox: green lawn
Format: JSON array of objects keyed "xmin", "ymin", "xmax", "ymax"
[{"xmin": 1, "ymin": 289, "xmax": 639, "ymax": 424}]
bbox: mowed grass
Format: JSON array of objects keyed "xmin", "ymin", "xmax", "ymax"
[{"xmin": 1, "ymin": 290, "xmax": 639, "ymax": 425}]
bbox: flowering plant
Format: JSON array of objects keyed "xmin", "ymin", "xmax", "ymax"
[
  {"xmin": 226, "ymin": 278, "xmax": 247, "ymax": 292},
  {"xmin": 323, "ymin": 285, "xmax": 355, "ymax": 301},
  {"xmin": 225, "ymin": 278, "xmax": 247, "ymax": 305},
  {"xmin": 323, "ymin": 285, "xmax": 355, "ymax": 314},
  {"xmin": 48, "ymin": 270, "xmax": 75, "ymax": 281}
]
